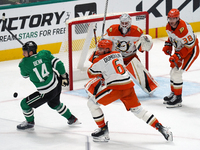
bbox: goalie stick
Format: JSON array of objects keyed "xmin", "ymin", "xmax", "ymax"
[{"xmin": 2, "ymin": 13, "xmax": 24, "ymax": 45}]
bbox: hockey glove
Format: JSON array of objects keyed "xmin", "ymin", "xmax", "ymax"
[
  {"xmin": 162, "ymin": 42, "xmax": 172, "ymax": 55},
  {"xmin": 134, "ymin": 41, "xmax": 144, "ymax": 53},
  {"xmin": 61, "ymin": 73, "xmax": 69, "ymax": 86},
  {"xmin": 169, "ymin": 54, "xmax": 182, "ymax": 68},
  {"xmin": 135, "ymin": 35, "xmax": 153, "ymax": 52}
]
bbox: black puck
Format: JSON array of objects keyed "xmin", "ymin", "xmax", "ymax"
[{"xmin": 13, "ymin": 92, "xmax": 18, "ymax": 98}]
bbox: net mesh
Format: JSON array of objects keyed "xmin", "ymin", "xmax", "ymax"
[{"xmin": 58, "ymin": 11, "xmax": 149, "ymax": 90}]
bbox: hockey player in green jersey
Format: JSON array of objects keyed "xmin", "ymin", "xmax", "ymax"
[{"xmin": 17, "ymin": 41, "xmax": 80, "ymax": 130}]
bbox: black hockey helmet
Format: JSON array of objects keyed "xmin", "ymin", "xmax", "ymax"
[{"xmin": 22, "ymin": 41, "xmax": 37, "ymax": 54}]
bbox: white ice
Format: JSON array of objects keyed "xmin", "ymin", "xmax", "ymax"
[{"xmin": 0, "ymin": 33, "xmax": 200, "ymax": 150}]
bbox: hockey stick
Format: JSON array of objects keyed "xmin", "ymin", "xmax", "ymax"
[
  {"xmin": 2, "ymin": 13, "xmax": 24, "ymax": 45},
  {"xmin": 90, "ymin": 24, "xmax": 98, "ymax": 63},
  {"xmin": 101, "ymin": 0, "xmax": 109, "ymax": 39},
  {"xmin": 93, "ymin": 23, "xmax": 98, "ymax": 48},
  {"xmin": 167, "ymin": 51, "xmax": 179, "ymax": 69}
]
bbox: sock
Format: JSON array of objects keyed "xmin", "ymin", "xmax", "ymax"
[{"xmin": 54, "ymin": 103, "xmax": 72, "ymax": 119}]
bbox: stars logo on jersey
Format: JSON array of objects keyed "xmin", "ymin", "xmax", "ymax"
[
  {"xmin": 116, "ymin": 40, "xmax": 132, "ymax": 52},
  {"xmin": 179, "ymin": 27, "xmax": 184, "ymax": 34}
]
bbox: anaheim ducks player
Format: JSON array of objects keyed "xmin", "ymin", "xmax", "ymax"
[
  {"xmin": 162, "ymin": 9, "xmax": 199, "ymax": 108},
  {"xmin": 104, "ymin": 13, "xmax": 158, "ymax": 94},
  {"xmin": 86, "ymin": 39, "xmax": 173, "ymax": 142},
  {"xmin": 105, "ymin": 13, "xmax": 146, "ymax": 65}
]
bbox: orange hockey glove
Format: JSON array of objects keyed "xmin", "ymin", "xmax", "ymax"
[
  {"xmin": 162, "ymin": 41, "xmax": 172, "ymax": 55},
  {"xmin": 169, "ymin": 54, "xmax": 182, "ymax": 68}
]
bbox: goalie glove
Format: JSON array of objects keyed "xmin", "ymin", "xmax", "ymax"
[
  {"xmin": 135, "ymin": 34, "xmax": 153, "ymax": 52},
  {"xmin": 162, "ymin": 41, "xmax": 172, "ymax": 55},
  {"xmin": 60, "ymin": 73, "xmax": 69, "ymax": 86}
]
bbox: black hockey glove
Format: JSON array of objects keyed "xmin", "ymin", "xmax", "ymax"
[{"xmin": 61, "ymin": 73, "xmax": 69, "ymax": 86}]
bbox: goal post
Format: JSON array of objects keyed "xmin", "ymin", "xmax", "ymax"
[{"xmin": 59, "ymin": 11, "xmax": 149, "ymax": 90}]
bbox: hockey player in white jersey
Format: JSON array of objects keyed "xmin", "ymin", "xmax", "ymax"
[
  {"xmin": 162, "ymin": 9, "xmax": 199, "ymax": 108},
  {"xmin": 85, "ymin": 39, "xmax": 173, "ymax": 142}
]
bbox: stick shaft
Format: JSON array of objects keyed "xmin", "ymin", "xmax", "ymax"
[
  {"xmin": 93, "ymin": 24, "xmax": 97, "ymax": 47},
  {"xmin": 2, "ymin": 13, "xmax": 24, "ymax": 45},
  {"xmin": 4, "ymin": 26, "xmax": 24, "ymax": 45},
  {"xmin": 167, "ymin": 51, "xmax": 179, "ymax": 69},
  {"xmin": 101, "ymin": 0, "xmax": 109, "ymax": 39}
]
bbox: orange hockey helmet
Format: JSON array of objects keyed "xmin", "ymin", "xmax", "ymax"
[
  {"xmin": 168, "ymin": 9, "xmax": 180, "ymax": 18},
  {"xmin": 97, "ymin": 39, "xmax": 113, "ymax": 53}
]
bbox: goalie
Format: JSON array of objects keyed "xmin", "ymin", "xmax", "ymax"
[{"xmin": 104, "ymin": 13, "xmax": 158, "ymax": 94}]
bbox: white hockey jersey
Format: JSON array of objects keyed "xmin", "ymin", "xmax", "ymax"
[
  {"xmin": 166, "ymin": 19, "xmax": 196, "ymax": 52},
  {"xmin": 87, "ymin": 51, "xmax": 134, "ymax": 90}
]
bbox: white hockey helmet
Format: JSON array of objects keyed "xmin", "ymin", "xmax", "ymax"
[{"xmin": 119, "ymin": 13, "xmax": 132, "ymax": 34}]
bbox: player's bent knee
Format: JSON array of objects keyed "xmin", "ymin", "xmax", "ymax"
[
  {"xmin": 87, "ymin": 99, "xmax": 100, "ymax": 111},
  {"xmin": 130, "ymin": 106, "xmax": 146, "ymax": 118},
  {"xmin": 87, "ymin": 100, "xmax": 103, "ymax": 117},
  {"xmin": 20, "ymin": 98, "xmax": 31, "ymax": 110},
  {"xmin": 130, "ymin": 106, "xmax": 153, "ymax": 122},
  {"xmin": 48, "ymin": 101, "xmax": 60, "ymax": 109}
]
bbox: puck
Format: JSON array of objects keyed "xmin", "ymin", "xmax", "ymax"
[{"xmin": 13, "ymin": 92, "xmax": 18, "ymax": 98}]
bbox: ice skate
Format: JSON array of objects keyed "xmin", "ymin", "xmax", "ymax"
[
  {"xmin": 155, "ymin": 123, "xmax": 173, "ymax": 141},
  {"xmin": 163, "ymin": 92, "xmax": 174, "ymax": 104},
  {"xmin": 17, "ymin": 121, "xmax": 34, "ymax": 130},
  {"xmin": 166, "ymin": 95, "xmax": 182, "ymax": 108},
  {"xmin": 67, "ymin": 114, "xmax": 81, "ymax": 125},
  {"xmin": 91, "ymin": 122, "xmax": 110, "ymax": 142}
]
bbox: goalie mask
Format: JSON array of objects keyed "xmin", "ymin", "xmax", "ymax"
[
  {"xmin": 97, "ymin": 39, "xmax": 113, "ymax": 55},
  {"xmin": 22, "ymin": 41, "xmax": 37, "ymax": 54},
  {"xmin": 119, "ymin": 13, "xmax": 132, "ymax": 35}
]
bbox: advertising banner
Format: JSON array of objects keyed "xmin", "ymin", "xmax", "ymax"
[{"xmin": 0, "ymin": 0, "xmax": 199, "ymax": 60}]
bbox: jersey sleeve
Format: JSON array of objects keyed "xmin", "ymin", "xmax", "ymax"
[
  {"xmin": 19, "ymin": 60, "xmax": 29, "ymax": 78},
  {"xmin": 87, "ymin": 55, "xmax": 104, "ymax": 78},
  {"xmin": 87, "ymin": 63, "xmax": 102, "ymax": 79},
  {"xmin": 43, "ymin": 50, "xmax": 66, "ymax": 75}
]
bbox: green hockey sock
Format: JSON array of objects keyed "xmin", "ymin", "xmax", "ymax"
[
  {"xmin": 54, "ymin": 103, "xmax": 72, "ymax": 119},
  {"xmin": 21, "ymin": 98, "xmax": 34, "ymax": 122}
]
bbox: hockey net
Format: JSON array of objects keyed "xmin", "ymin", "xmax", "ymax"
[{"xmin": 58, "ymin": 11, "xmax": 149, "ymax": 90}]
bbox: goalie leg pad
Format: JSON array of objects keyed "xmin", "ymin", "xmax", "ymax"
[{"xmin": 126, "ymin": 57, "xmax": 159, "ymax": 94}]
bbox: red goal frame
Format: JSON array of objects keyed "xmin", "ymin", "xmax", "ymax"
[{"xmin": 67, "ymin": 11, "xmax": 149, "ymax": 90}]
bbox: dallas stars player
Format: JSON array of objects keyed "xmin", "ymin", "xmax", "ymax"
[{"xmin": 17, "ymin": 41, "xmax": 80, "ymax": 130}]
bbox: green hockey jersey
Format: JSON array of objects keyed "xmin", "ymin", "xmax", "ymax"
[{"xmin": 19, "ymin": 50, "xmax": 66, "ymax": 94}]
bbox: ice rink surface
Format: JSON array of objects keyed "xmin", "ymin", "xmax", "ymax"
[{"xmin": 0, "ymin": 33, "xmax": 200, "ymax": 150}]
